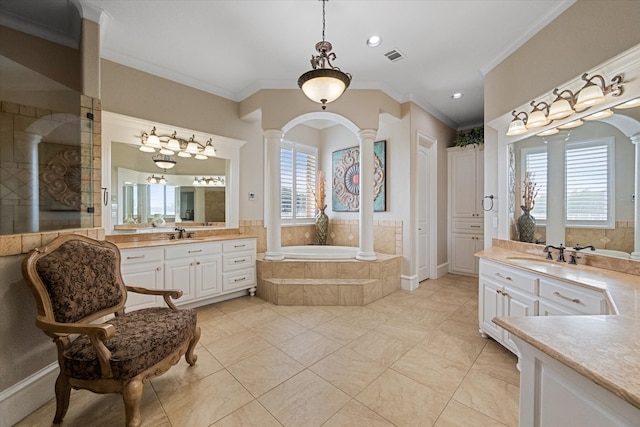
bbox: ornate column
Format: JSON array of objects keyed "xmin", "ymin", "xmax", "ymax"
[
  {"xmin": 631, "ymin": 134, "xmax": 640, "ymax": 260},
  {"xmin": 13, "ymin": 131, "xmax": 43, "ymax": 233},
  {"xmin": 357, "ymin": 129, "xmax": 377, "ymax": 260},
  {"xmin": 264, "ymin": 129, "xmax": 284, "ymax": 260}
]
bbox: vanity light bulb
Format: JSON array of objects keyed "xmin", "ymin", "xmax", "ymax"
[
  {"xmin": 139, "ymin": 145, "xmax": 156, "ymax": 153},
  {"xmin": 195, "ymin": 154, "xmax": 208, "ymax": 160},
  {"xmin": 177, "ymin": 151, "xmax": 191, "ymax": 158},
  {"xmin": 159, "ymin": 148, "xmax": 175, "ymax": 155}
]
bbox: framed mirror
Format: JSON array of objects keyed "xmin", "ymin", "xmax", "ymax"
[{"xmin": 102, "ymin": 112, "xmax": 244, "ymax": 234}]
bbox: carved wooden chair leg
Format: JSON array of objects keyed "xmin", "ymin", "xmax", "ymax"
[
  {"xmin": 53, "ymin": 373, "xmax": 71, "ymax": 424},
  {"xmin": 122, "ymin": 377, "xmax": 144, "ymax": 427},
  {"xmin": 185, "ymin": 326, "xmax": 201, "ymax": 366}
]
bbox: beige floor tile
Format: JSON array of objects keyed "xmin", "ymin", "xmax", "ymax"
[
  {"xmin": 284, "ymin": 306, "xmax": 336, "ymax": 328},
  {"xmin": 259, "ymin": 370, "xmax": 350, "ymax": 427},
  {"xmin": 268, "ymin": 303, "xmax": 306, "ymax": 316},
  {"xmin": 323, "ymin": 400, "xmax": 395, "ymax": 427},
  {"xmin": 453, "ymin": 370, "xmax": 519, "ymax": 427},
  {"xmin": 15, "ymin": 386, "xmax": 168, "ymax": 427},
  {"xmin": 392, "ymin": 347, "xmax": 469, "ymax": 395},
  {"xmin": 394, "ymin": 305, "xmax": 451, "ymax": 328},
  {"xmin": 199, "ymin": 314, "xmax": 248, "ymax": 346},
  {"xmin": 337, "ymin": 306, "xmax": 390, "ymax": 330},
  {"xmin": 214, "ymin": 295, "xmax": 268, "ymax": 314},
  {"xmin": 251, "ymin": 316, "xmax": 309, "ymax": 344},
  {"xmin": 212, "ymin": 400, "xmax": 282, "ymax": 426},
  {"xmin": 418, "ymin": 329, "xmax": 487, "ymax": 368},
  {"xmin": 227, "ymin": 304, "xmax": 283, "ymax": 328},
  {"xmin": 227, "ymin": 347, "xmax": 305, "ymax": 397},
  {"xmin": 150, "ymin": 349, "xmax": 224, "ymax": 397},
  {"xmin": 313, "ymin": 316, "xmax": 369, "ymax": 345},
  {"xmin": 356, "ymin": 369, "xmax": 450, "ymax": 427},
  {"xmin": 160, "ymin": 369, "xmax": 254, "ymax": 426},
  {"xmin": 196, "ymin": 304, "xmax": 226, "ymax": 322},
  {"xmin": 277, "ymin": 329, "xmax": 342, "ymax": 366},
  {"xmin": 471, "ymin": 340, "xmax": 520, "ymax": 386},
  {"xmin": 437, "ymin": 319, "xmax": 488, "ymax": 343},
  {"xmin": 374, "ymin": 319, "xmax": 431, "ymax": 345},
  {"xmin": 204, "ymin": 328, "xmax": 273, "ymax": 366},
  {"xmin": 348, "ymin": 329, "xmax": 415, "ymax": 366},
  {"xmin": 310, "ymin": 347, "xmax": 387, "ymax": 397},
  {"xmin": 434, "ymin": 399, "xmax": 509, "ymax": 427}
]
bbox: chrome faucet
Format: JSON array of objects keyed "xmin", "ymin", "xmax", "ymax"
[
  {"xmin": 544, "ymin": 243, "xmax": 566, "ymax": 262},
  {"xmin": 175, "ymin": 227, "xmax": 186, "ymax": 239}
]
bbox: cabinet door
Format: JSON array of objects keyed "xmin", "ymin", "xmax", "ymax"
[
  {"xmin": 164, "ymin": 259, "xmax": 195, "ymax": 301},
  {"xmin": 503, "ymin": 286, "xmax": 538, "ymax": 353},
  {"xmin": 450, "ymin": 234, "xmax": 479, "ymax": 275},
  {"xmin": 121, "ymin": 262, "xmax": 162, "ymax": 311},
  {"xmin": 195, "ymin": 255, "xmax": 222, "ymax": 298},
  {"xmin": 449, "ymin": 150, "xmax": 478, "ymax": 217},
  {"xmin": 475, "ymin": 150, "xmax": 484, "ymax": 217},
  {"xmin": 479, "ymin": 278, "xmax": 504, "ymax": 341},
  {"xmin": 539, "ymin": 299, "xmax": 580, "ymax": 316}
]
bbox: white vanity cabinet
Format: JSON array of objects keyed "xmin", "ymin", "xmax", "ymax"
[
  {"xmin": 221, "ymin": 239, "xmax": 256, "ymax": 292},
  {"xmin": 164, "ymin": 242, "xmax": 223, "ymax": 304},
  {"xmin": 479, "ymin": 260, "xmax": 539, "ymax": 353},
  {"xmin": 539, "ymin": 277, "xmax": 610, "ymax": 315},
  {"xmin": 121, "ymin": 247, "xmax": 164, "ymax": 311}
]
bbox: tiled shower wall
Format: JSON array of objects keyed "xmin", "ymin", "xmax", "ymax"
[{"xmin": 240, "ymin": 219, "xmax": 403, "ymax": 255}]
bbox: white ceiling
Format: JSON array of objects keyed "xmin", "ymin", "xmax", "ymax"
[{"xmin": 1, "ymin": 0, "xmax": 576, "ymax": 129}]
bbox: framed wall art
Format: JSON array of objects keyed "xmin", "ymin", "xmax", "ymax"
[{"xmin": 332, "ymin": 140, "xmax": 386, "ymax": 212}]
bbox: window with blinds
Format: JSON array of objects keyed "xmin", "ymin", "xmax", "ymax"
[
  {"xmin": 565, "ymin": 138, "xmax": 614, "ymax": 227},
  {"xmin": 149, "ymin": 184, "xmax": 176, "ymax": 217},
  {"xmin": 522, "ymin": 148, "xmax": 548, "ymax": 222},
  {"xmin": 281, "ymin": 141, "xmax": 318, "ymax": 222}
]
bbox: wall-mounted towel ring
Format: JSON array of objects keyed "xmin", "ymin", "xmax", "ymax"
[{"xmin": 482, "ymin": 195, "xmax": 494, "ymax": 211}]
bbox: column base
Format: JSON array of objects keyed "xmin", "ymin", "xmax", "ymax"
[
  {"xmin": 356, "ymin": 251, "xmax": 377, "ymax": 261},
  {"xmin": 264, "ymin": 251, "xmax": 284, "ymax": 261},
  {"xmin": 630, "ymin": 251, "xmax": 640, "ymax": 261}
]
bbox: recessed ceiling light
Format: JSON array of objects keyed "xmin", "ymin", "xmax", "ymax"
[
  {"xmin": 366, "ymin": 35, "xmax": 382, "ymax": 47},
  {"xmin": 451, "ymin": 92, "xmax": 463, "ymax": 99}
]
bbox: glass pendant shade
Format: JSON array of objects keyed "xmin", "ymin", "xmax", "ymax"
[
  {"xmin": 194, "ymin": 154, "xmax": 208, "ymax": 160},
  {"xmin": 159, "ymin": 147, "xmax": 175, "ymax": 155},
  {"xmin": 177, "ymin": 151, "xmax": 191, "ymax": 158},
  {"xmin": 299, "ymin": 69, "xmax": 350, "ymax": 107},
  {"xmin": 203, "ymin": 145, "xmax": 216, "ymax": 156},
  {"xmin": 548, "ymin": 98, "xmax": 574, "ymax": 120},
  {"xmin": 167, "ymin": 137, "xmax": 181, "ymax": 151},
  {"xmin": 574, "ymin": 84, "xmax": 605, "ymax": 111},
  {"xmin": 526, "ymin": 110, "xmax": 550, "ymax": 128},
  {"xmin": 506, "ymin": 118, "xmax": 527, "ymax": 136},
  {"xmin": 558, "ymin": 119, "xmax": 583, "ymax": 129},
  {"xmin": 193, "ymin": 177, "xmax": 199, "ymax": 185},
  {"xmin": 146, "ymin": 133, "xmax": 161, "ymax": 148},
  {"xmin": 537, "ymin": 128, "xmax": 559, "ymax": 137},
  {"xmin": 139, "ymin": 145, "xmax": 156, "ymax": 153},
  {"xmin": 186, "ymin": 141, "xmax": 199, "ymax": 154},
  {"xmin": 583, "ymin": 109, "xmax": 613, "ymax": 121},
  {"xmin": 614, "ymin": 97, "xmax": 640, "ymax": 109},
  {"xmin": 153, "ymin": 155, "xmax": 176, "ymax": 170}
]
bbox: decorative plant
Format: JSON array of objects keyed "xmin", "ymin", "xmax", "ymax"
[
  {"xmin": 312, "ymin": 170, "xmax": 326, "ymax": 211},
  {"xmin": 453, "ymin": 125, "xmax": 484, "ymax": 147},
  {"xmin": 521, "ymin": 171, "xmax": 539, "ymax": 212}
]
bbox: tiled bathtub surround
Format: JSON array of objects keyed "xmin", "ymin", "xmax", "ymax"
[
  {"xmin": 240, "ymin": 219, "xmax": 403, "ymax": 255},
  {"xmin": 256, "ymin": 254, "xmax": 402, "ymax": 306}
]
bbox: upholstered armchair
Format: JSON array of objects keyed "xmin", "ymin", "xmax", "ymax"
[{"xmin": 21, "ymin": 234, "xmax": 201, "ymax": 427}]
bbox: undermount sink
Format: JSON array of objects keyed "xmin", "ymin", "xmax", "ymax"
[{"xmin": 506, "ymin": 256, "xmax": 567, "ymax": 270}]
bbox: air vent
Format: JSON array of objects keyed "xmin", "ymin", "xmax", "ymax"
[{"xmin": 384, "ymin": 48, "xmax": 405, "ymax": 62}]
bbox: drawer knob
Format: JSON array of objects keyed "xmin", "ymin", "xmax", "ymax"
[{"xmin": 553, "ymin": 291, "xmax": 581, "ymax": 304}]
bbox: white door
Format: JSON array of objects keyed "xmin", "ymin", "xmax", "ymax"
[{"xmin": 418, "ymin": 146, "xmax": 430, "ymax": 282}]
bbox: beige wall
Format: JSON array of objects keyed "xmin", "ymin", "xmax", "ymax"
[{"xmin": 485, "ymin": 0, "xmax": 640, "ymax": 122}]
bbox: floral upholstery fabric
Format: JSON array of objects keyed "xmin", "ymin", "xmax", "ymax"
[
  {"xmin": 63, "ymin": 307, "xmax": 197, "ymax": 381},
  {"xmin": 35, "ymin": 240, "xmax": 124, "ymax": 323}
]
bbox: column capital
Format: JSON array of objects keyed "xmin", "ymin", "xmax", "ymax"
[
  {"xmin": 13, "ymin": 131, "xmax": 43, "ymax": 144},
  {"xmin": 630, "ymin": 133, "xmax": 640, "ymax": 145},
  {"xmin": 264, "ymin": 129, "xmax": 284, "ymax": 141},
  {"xmin": 358, "ymin": 129, "xmax": 377, "ymax": 142}
]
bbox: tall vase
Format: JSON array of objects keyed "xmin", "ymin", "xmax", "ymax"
[
  {"xmin": 316, "ymin": 206, "xmax": 328, "ymax": 245},
  {"xmin": 517, "ymin": 208, "xmax": 536, "ymax": 243}
]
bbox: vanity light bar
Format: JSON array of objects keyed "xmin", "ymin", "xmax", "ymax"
[
  {"xmin": 506, "ymin": 72, "xmax": 625, "ymax": 136},
  {"xmin": 192, "ymin": 176, "xmax": 226, "ymax": 187},
  {"xmin": 140, "ymin": 129, "xmax": 217, "ymax": 158}
]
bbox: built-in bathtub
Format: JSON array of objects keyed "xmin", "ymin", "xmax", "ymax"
[{"xmin": 281, "ymin": 245, "xmax": 358, "ymax": 260}]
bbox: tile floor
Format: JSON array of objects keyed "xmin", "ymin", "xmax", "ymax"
[{"xmin": 16, "ymin": 274, "xmax": 520, "ymax": 427}]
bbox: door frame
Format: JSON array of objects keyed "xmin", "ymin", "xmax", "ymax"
[{"xmin": 417, "ymin": 132, "xmax": 438, "ymax": 280}]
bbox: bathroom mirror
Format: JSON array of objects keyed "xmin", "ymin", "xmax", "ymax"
[
  {"xmin": 510, "ymin": 102, "xmax": 640, "ymax": 256},
  {"xmin": 102, "ymin": 112, "xmax": 244, "ymax": 233}
]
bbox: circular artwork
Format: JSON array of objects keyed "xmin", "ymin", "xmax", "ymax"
[
  {"xmin": 333, "ymin": 143, "xmax": 385, "ymax": 211},
  {"xmin": 40, "ymin": 149, "xmax": 82, "ymax": 210}
]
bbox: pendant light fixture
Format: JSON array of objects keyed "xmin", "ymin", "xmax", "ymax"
[{"xmin": 298, "ymin": 0, "xmax": 352, "ymax": 110}]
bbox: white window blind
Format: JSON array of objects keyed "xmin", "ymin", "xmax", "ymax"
[
  {"xmin": 281, "ymin": 142, "xmax": 318, "ymax": 222},
  {"xmin": 149, "ymin": 184, "xmax": 176, "ymax": 216},
  {"xmin": 522, "ymin": 148, "xmax": 547, "ymax": 222},
  {"xmin": 565, "ymin": 139, "xmax": 613, "ymax": 227}
]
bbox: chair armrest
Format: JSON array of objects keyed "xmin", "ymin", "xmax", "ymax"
[
  {"xmin": 126, "ymin": 286, "xmax": 183, "ymax": 310},
  {"xmin": 35, "ymin": 316, "xmax": 115, "ymax": 378}
]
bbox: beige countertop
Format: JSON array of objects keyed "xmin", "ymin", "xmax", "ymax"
[
  {"xmin": 110, "ymin": 234, "xmax": 254, "ymax": 250},
  {"xmin": 477, "ymin": 245, "xmax": 640, "ymax": 410}
]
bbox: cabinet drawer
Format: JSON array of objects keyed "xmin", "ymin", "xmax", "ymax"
[
  {"xmin": 480, "ymin": 260, "xmax": 538, "ymax": 294},
  {"xmin": 121, "ymin": 248, "xmax": 164, "ymax": 265},
  {"xmin": 223, "ymin": 239, "xmax": 256, "ymax": 253},
  {"xmin": 222, "ymin": 268, "xmax": 255, "ymax": 291},
  {"xmin": 164, "ymin": 242, "xmax": 221, "ymax": 259},
  {"xmin": 222, "ymin": 251, "xmax": 256, "ymax": 272},
  {"xmin": 452, "ymin": 219, "xmax": 484, "ymax": 234},
  {"xmin": 539, "ymin": 279, "xmax": 607, "ymax": 315}
]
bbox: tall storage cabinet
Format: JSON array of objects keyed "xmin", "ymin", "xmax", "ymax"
[{"xmin": 448, "ymin": 145, "xmax": 484, "ymax": 275}]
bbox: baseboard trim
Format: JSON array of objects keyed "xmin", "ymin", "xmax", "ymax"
[
  {"xmin": 0, "ymin": 362, "xmax": 57, "ymax": 427},
  {"xmin": 436, "ymin": 262, "xmax": 449, "ymax": 278},
  {"xmin": 401, "ymin": 274, "xmax": 419, "ymax": 291}
]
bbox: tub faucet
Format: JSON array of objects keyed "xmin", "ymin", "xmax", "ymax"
[
  {"xmin": 544, "ymin": 243, "xmax": 566, "ymax": 262},
  {"xmin": 175, "ymin": 227, "xmax": 186, "ymax": 239},
  {"xmin": 573, "ymin": 244, "xmax": 596, "ymax": 252}
]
